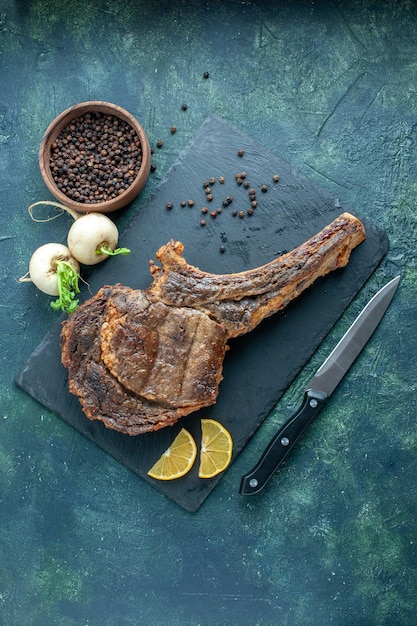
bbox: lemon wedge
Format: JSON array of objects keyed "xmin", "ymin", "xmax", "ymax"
[
  {"xmin": 198, "ymin": 419, "xmax": 233, "ymax": 478},
  {"xmin": 147, "ymin": 428, "xmax": 197, "ymax": 480}
]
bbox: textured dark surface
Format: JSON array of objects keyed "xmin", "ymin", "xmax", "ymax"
[
  {"xmin": 15, "ymin": 115, "xmax": 387, "ymax": 512},
  {"xmin": 1, "ymin": 1, "xmax": 416, "ymax": 624}
]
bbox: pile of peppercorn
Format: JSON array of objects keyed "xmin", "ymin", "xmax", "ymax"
[{"xmin": 49, "ymin": 112, "xmax": 143, "ymax": 204}]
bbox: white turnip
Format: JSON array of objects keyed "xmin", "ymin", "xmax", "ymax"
[
  {"xmin": 67, "ymin": 212, "xmax": 130, "ymax": 265},
  {"xmin": 20, "ymin": 243, "xmax": 81, "ymax": 313}
]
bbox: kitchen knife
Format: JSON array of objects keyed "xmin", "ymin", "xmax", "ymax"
[{"xmin": 240, "ymin": 275, "xmax": 400, "ymax": 496}]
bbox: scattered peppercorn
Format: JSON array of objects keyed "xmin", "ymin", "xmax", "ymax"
[
  {"xmin": 49, "ymin": 111, "xmax": 143, "ymax": 204},
  {"xmin": 170, "ymin": 126, "xmax": 177, "ymax": 134},
  {"xmin": 181, "ymin": 103, "xmax": 188, "ymax": 111},
  {"xmin": 150, "ymin": 163, "xmax": 157, "ymax": 172},
  {"xmin": 180, "ymin": 200, "xmax": 186, "ymax": 207},
  {"xmin": 219, "ymin": 245, "xmax": 226, "ymax": 253},
  {"xmin": 156, "ymin": 140, "xmax": 164, "ymax": 148},
  {"xmin": 203, "ymin": 71, "xmax": 210, "ymax": 79},
  {"xmin": 237, "ymin": 149, "xmax": 245, "ymax": 157},
  {"xmin": 177, "ymin": 164, "xmax": 281, "ymax": 230},
  {"xmin": 166, "ymin": 202, "xmax": 173, "ymax": 210},
  {"xmin": 222, "ymin": 196, "xmax": 233, "ymax": 207}
]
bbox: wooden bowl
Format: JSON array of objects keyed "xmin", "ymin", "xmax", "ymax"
[{"xmin": 39, "ymin": 101, "xmax": 151, "ymax": 214}]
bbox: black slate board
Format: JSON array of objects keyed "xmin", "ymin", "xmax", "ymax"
[{"xmin": 15, "ymin": 115, "xmax": 388, "ymax": 512}]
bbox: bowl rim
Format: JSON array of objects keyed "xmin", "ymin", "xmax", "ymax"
[{"xmin": 39, "ymin": 100, "xmax": 151, "ymax": 213}]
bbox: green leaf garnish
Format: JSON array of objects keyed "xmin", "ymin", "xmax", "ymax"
[
  {"xmin": 96, "ymin": 243, "xmax": 131, "ymax": 257},
  {"xmin": 50, "ymin": 260, "xmax": 80, "ymax": 314}
]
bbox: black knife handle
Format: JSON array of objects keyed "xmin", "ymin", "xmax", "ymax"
[{"xmin": 240, "ymin": 389, "xmax": 328, "ymax": 495}]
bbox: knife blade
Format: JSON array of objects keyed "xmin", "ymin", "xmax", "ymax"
[{"xmin": 240, "ymin": 275, "xmax": 400, "ymax": 496}]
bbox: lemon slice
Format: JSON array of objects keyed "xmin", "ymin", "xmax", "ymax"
[
  {"xmin": 147, "ymin": 428, "xmax": 197, "ymax": 480},
  {"xmin": 198, "ymin": 419, "xmax": 233, "ymax": 478}
]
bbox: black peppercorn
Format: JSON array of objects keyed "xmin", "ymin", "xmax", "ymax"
[
  {"xmin": 239, "ymin": 210, "xmax": 245, "ymax": 218},
  {"xmin": 219, "ymin": 176, "xmax": 225, "ymax": 184},
  {"xmin": 273, "ymin": 174, "xmax": 280, "ymax": 182},
  {"xmin": 188, "ymin": 199, "xmax": 194, "ymax": 207},
  {"xmin": 201, "ymin": 206, "xmax": 208, "ymax": 214},
  {"xmin": 237, "ymin": 149, "xmax": 244, "ymax": 157},
  {"xmin": 166, "ymin": 202, "xmax": 173, "ymax": 210},
  {"xmin": 203, "ymin": 71, "xmax": 209, "ymax": 79},
  {"xmin": 156, "ymin": 140, "xmax": 164, "ymax": 148},
  {"xmin": 181, "ymin": 103, "xmax": 188, "ymax": 111},
  {"xmin": 200, "ymin": 219, "xmax": 206, "ymax": 226},
  {"xmin": 219, "ymin": 245, "xmax": 226, "ymax": 253},
  {"xmin": 180, "ymin": 200, "xmax": 186, "ymax": 207},
  {"xmin": 170, "ymin": 126, "xmax": 177, "ymax": 134},
  {"xmin": 261, "ymin": 184, "xmax": 268, "ymax": 192}
]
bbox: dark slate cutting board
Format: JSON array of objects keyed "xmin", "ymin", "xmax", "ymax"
[{"xmin": 15, "ymin": 115, "xmax": 388, "ymax": 512}]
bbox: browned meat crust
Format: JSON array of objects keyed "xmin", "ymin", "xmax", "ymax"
[
  {"xmin": 61, "ymin": 286, "xmax": 206, "ymax": 435},
  {"xmin": 100, "ymin": 289, "xmax": 228, "ymax": 409},
  {"xmin": 61, "ymin": 212, "xmax": 366, "ymax": 435}
]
